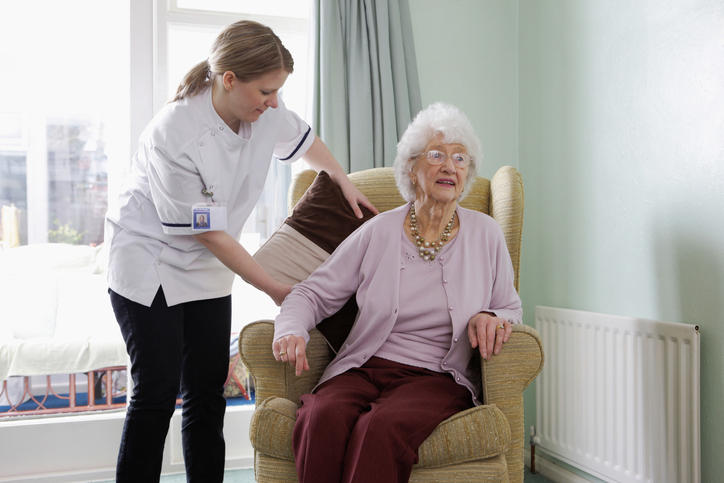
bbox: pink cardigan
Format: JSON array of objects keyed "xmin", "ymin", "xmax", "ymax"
[{"xmin": 274, "ymin": 204, "xmax": 522, "ymax": 405}]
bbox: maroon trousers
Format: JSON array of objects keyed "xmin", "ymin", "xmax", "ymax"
[{"xmin": 292, "ymin": 356, "xmax": 474, "ymax": 483}]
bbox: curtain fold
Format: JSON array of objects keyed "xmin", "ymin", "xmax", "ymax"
[{"xmin": 310, "ymin": 0, "xmax": 422, "ymax": 173}]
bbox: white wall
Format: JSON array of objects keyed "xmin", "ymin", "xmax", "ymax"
[{"xmin": 0, "ymin": 408, "xmax": 253, "ymax": 482}]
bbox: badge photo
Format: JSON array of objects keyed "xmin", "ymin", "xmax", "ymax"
[
  {"xmin": 194, "ymin": 210, "xmax": 210, "ymax": 230},
  {"xmin": 192, "ymin": 203, "xmax": 227, "ymax": 231}
]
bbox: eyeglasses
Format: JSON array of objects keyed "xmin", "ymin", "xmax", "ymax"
[{"xmin": 416, "ymin": 150, "xmax": 472, "ymax": 168}]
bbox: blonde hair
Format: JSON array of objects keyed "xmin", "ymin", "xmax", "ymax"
[
  {"xmin": 394, "ymin": 102, "xmax": 483, "ymax": 203},
  {"xmin": 171, "ymin": 20, "xmax": 294, "ymax": 103}
]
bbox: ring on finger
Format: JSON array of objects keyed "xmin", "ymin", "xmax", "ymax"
[
  {"xmin": 279, "ymin": 351, "xmax": 287, "ymax": 356},
  {"xmin": 496, "ymin": 324, "xmax": 505, "ymax": 330}
]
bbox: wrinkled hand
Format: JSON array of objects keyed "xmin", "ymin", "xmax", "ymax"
[
  {"xmin": 339, "ymin": 181, "xmax": 379, "ymax": 219},
  {"xmin": 272, "ymin": 335, "xmax": 309, "ymax": 376},
  {"xmin": 467, "ymin": 312, "xmax": 512, "ymax": 361}
]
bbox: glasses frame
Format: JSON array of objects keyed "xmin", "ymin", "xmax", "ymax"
[{"xmin": 416, "ymin": 150, "xmax": 472, "ymax": 168}]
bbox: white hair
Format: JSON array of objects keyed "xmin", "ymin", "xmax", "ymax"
[{"xmin": 393, "ymin": 102, "xmax": 483, "ymax": 203}]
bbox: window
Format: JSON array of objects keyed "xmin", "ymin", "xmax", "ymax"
[
  {"xmin": 0, "ymin": 0, "xmax": 311, "ymax": 249},
  {"xmin": 0, "ymin": 0, "xmax": 311, "ymax": 416},
  {"xmin": 0, "ymin": 1, "xmax": 130, "ymax": 248},
  {"xmin": 0, "ymin": 0, "xmax": 131, "ymax": 415}
]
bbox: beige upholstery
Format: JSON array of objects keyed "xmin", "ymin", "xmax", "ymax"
[{"xmin": 240, "ymin": 166, "xmax": 544, "ymax": 482}]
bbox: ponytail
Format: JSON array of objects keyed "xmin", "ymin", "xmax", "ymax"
[
  {"xmin": 169, "ymin": 21, "xmax": 294, "ymax": 104},
  {"xmin": 170, "ymin": 60, "xmax": 211, "ymax": 103}
]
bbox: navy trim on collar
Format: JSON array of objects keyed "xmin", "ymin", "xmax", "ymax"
[
  {"xmin": 162, "ymin": 222, "xmax": 192, "ymax": 227},
  {"xmin": 277, "ymin": 126, "xmax": 311, "ymax": 161}
]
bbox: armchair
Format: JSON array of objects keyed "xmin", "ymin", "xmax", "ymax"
[{"xmin": 240, "ymin": 166, "xmax": 543, "ymax": 482}]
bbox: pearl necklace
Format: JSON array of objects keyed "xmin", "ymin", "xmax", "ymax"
[{"xmin": 409, "ymin": 204, "xmax": 456, "ymax": 261}]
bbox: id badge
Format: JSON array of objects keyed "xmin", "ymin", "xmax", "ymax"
[{"xmin": 192, "ymin": 203, "xmax": 227, "ymax": 231}]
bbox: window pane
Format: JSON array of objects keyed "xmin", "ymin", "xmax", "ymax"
[
  {"xmin": 176, "ymin": 0, "xmax": 310, "ymax": 19},
  {"xmin": 0, "ymin": 153, "xmax": 27, "ymax": 246},
  {"xmin": 0, "ymin": 1, "xmax": 129, "ymax": 248},
  {"xmin": 167, "ymin": 27, "xmax": 220, "ymax": 104},
  {"xmin": 46, "ymin": 118, "xmax": 108, "ymax": 245}
]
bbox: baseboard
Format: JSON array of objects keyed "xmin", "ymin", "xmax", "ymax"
[{"xmin": 524, "ymin": 451, "xmax": 591, "ymax": 483}]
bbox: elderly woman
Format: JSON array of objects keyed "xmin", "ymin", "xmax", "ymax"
[{"xmin": 272, "ymin": 102, "xmax": 522, "ymax": 483}]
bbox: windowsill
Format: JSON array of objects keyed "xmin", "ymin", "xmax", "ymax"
[{"xmin": 1, "ymin": 399, "xmax": 255, "ymax": 427}]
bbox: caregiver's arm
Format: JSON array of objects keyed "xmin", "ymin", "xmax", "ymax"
[{"xmin": 194, "ymin": 230, "xmax": 292, "ymax": 306}]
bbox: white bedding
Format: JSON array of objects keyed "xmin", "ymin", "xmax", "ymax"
[
  {"xmin": 0, "ymin": 241, "xmax": 280, "ymax": 383},
  {"xmin": 0, "ymin": 243, "xmax": 127, "ymax": 381}
]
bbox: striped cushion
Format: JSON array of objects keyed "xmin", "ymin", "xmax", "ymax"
[{"xmin": 249, "ymin": 396, "xmax": 511, "ymax": 467}]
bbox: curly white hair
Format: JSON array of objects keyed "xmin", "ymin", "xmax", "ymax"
[{"xmin": 393, "ymin": 102, "xmax": 482, "ymax": 203}]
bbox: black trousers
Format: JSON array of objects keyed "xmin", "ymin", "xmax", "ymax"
[{"xmin": 110, "ymin": 287, "xmax": 231, "ymax": 483}]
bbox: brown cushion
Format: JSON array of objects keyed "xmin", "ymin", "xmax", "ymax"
[
  {"xmin": 254, "ymin": 171, "xmax": 376, "ymax": 351},
  {"xmin": 285, "ymin": 171, "xmax": 376, "ymax": 253}
]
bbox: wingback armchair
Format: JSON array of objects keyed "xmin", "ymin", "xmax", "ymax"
[{"xmin": 239, "ymin": 166, "xmax": 544, "ymax": 482}]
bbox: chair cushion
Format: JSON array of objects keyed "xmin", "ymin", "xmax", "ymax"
[
  {"xmin": 416, "ymin": 404, "xmax": 511, "ymax": 468},
  {"xmin": 249, "ymin": 396, "xmax": 511, "ymax": 467},
  {"xmin": 253, "ymin": 171, "xmax": 376, "ymax": 351}
]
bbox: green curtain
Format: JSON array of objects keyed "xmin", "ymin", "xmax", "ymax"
[{"xmin": 310, "ymin": 0, "xmax": 422, "ymax": 173}]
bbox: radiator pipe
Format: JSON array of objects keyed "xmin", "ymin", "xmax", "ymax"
[{"xmin": 529, "ymin": 425, "xmax": 541, "ymax": 474}]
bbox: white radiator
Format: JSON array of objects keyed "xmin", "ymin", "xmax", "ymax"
[{"xmin": 535, "ymin": 306, "xmax": 700, "ymax": 483}]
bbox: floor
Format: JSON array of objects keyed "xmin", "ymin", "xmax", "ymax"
[
  {"xmin": 95, "ymin": 469, "xmax": 254, "ymax": 483},
  {"xmin": 525, "ymin": 469, "xmax": 557, "ymax": 482},
  {"xmin": 107, "ymin": 467, "xmax": 558, "ymax": 482}
]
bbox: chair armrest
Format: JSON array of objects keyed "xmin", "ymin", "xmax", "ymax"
[
  {"xmin": 490, "ymin": 166, "xmax": 524, "ymax": 292},
  {"xmin": 239, "ymin": 321, "xmax": 334, "ymax": 406},
  {"xmin": 481, "ymin": 324, "xmax": 543, "ymax": 403},
  {"xmin": 481, "ymin": 323, "xmax": 544, "ymax": 483}
]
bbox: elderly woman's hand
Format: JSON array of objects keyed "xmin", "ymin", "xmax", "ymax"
[
  {"xmin": 467, "ymin": 312, "xmax": 512, "ymax": 361},
  {"xmin": 272, "ymin": 335, "xmax": 309, "ymax": 376}
]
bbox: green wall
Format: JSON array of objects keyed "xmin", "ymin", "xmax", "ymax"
[
  {"xmin": 410, "ymin": 1, "xmax": 724, "ymax": 481},
  {"xmin": 409, "ymin": 0, "xmax": 519, "ymax": 180}
]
